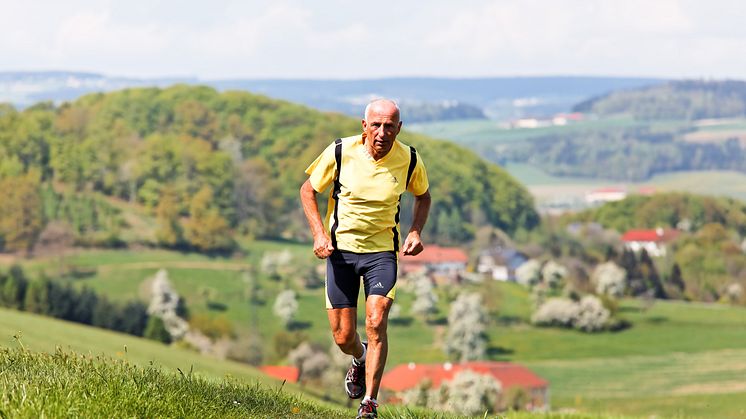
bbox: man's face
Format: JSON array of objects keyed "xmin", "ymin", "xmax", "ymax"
[{"xmin": 362, "ymin": 102, "xmax": 402, "ymax": 159}]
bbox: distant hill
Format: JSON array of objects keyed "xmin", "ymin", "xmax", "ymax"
[
  {"xmin": 0, "ymin": 85, "xmax": 538, "ymax": 252},
  {"xmin": 574, "ymin": 80, "xmax": 746, "ymax": 120},
  {"xmin": 0, "ymin": 72, "xmax": 662, "ymax": 120}
]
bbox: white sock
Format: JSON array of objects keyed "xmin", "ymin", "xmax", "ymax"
[
  {"xmin": 354, "ymin": 342, "xmax": 366, "ymax": 364},
  {"xmin": 363, "ymin": 396, "xmax": 377, "ymax": 405}
]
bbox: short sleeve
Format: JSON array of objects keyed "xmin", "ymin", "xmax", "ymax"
[
  {"xmin": 407, "ymin": 151, "xmax": 429, "ymax": 196},
  {"xmin": 305, "ymin": 142, "xmax": 337, "ymax": 193}
]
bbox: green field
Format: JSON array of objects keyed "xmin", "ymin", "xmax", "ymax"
[
  {"xmin": 410, "ymin": 117, "xmax": 746, "ymax": 204},
  {"xmin": 4, "ymin": 248, "xmax": 746, "ymax": 418},
  {"xmin": 506, "ymin": 163, "xmax": 746, "ymax": 204},
  {"xmin": 407, "ymin": 117, "xmax": 645, "ymax": 146}
]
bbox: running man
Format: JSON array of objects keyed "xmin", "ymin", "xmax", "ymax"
[{"xmin": 300, "ymin": 99, "xmax": 431, "ymax": 418}]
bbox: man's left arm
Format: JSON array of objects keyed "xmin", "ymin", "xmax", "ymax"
[{"xmin": 401, "ymin": 189, "xmax": 431, "ymax": 256}]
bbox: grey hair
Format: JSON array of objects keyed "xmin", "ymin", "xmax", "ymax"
[{"xmin": 364, "ymin": 98, "xmax": 400, "ymax": 122}]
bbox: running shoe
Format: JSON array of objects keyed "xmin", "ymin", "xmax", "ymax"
[
  {"xmin": 356, "ymin": 399, "xmax": 378, "ymax": 419},
  {"xmin": 345, "ymin": 342, "xmax": 366, "ymax": 399}
]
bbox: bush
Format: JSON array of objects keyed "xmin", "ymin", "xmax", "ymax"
[{"xmin": 531, "ymin": 295, "xmax": 611, "ymax": 332}]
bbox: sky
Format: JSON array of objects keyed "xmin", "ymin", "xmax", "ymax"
[{"xmin": 1, "ymin": 0, "xmax": 745, "ymax": 80}]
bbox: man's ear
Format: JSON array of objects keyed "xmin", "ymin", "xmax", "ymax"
[{"xmin": 361, "ymin": 119, "xmax": 367, "ymax": 131}]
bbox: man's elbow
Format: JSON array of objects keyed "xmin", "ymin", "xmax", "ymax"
[{"xmin": 300, "ymin": 179, "xmax": 316, "ymax": 200}]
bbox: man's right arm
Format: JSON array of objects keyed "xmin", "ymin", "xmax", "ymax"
[{"xmin": 300, "ymin": 179, "xmax": 334, "ymax": 259}]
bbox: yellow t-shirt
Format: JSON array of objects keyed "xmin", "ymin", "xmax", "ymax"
[{"xmin": 305, "ymin": 135, "xmax": 429, "ymax": 253}]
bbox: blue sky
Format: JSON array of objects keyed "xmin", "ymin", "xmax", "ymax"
[{"xmin": 1, "ymin": 0, "xmax": 744, "ymax": 79}]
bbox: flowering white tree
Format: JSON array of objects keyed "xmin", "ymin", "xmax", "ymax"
[
  {"xmin": 515, "ymin": 259, "xmax": 542, "ymax": 287},
  {"xmin": 273, "ymin": 289, "xmax": 298, "ymax": 328},
  {"xmin": 148, "ymin": 269, "xmax": 189, "ymax": 340},
  {"xmin": 288, "ymin": 341, "xmax": 330, "ymax": 384},
  {"xmin": 411, "ymin": 274, "xmax": 438, "ymax": 319},
  {"xmin": 574, "ymin": 295, "xmax": 611, "ymax": 332},
  {"xmin": 532, "ymin": 295, "xmax": 610, "ymax": 332},
  {"xmin": 541, "ymin": 260, "xmax": 567, "ymax": 289},
  {"xmin": 592, "ymin": 261, "xmax": 627, "ymax": 298},
  {"xmin": 442, "ymin": 370, "xmax": 502, "ymax": 416},
  {"xmin": 444, "ymin": 293, "xmax": 488, "ymax": 362}
]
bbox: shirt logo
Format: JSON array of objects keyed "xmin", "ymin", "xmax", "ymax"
[
  {"xmin": 372, "ymin": 282, "xmax": 384, "ymax": 289},
  {"xmin": 391, "ymin": 176, "xmax": 398, "ymax": 184}
]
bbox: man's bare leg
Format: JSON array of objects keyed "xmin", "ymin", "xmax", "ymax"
[
  {"xmin": 327, "ymin": 307, "xmax": 364, "ymax": 358},
  {"xmin": 364, "ymin": 295, "xmax": 393, "ymax": 399}
]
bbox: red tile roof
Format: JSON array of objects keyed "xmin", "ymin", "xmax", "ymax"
[
  {"xmin": 621, "ymin": 228, "xmax": 680, "ymax": 243},
  {"xmin": 400, "ymin": 245, "xmax": 469, "ymax": 264},
  {"xmin": 381, "ymin": 361, "xmax": 548, "ymax": 392},
  {"xmin": 260, "ymin": 365, "xmax": 298, "ymax": 383}
]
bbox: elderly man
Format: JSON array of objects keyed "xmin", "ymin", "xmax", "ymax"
[{"xmin": 300, "ymin": 99, "xmax": 431, "ymax": 418}]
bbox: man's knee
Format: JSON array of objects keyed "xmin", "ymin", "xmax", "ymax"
[
  {"xmin": 365, "ymin": 311, "xmax": 388, "ymax": 340},
  {"xmin": 332, "ymin": 328, "xmax": 357, "ymax": 350}
]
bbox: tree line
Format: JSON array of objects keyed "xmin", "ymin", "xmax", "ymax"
[{"xmin": 0, "ymin": 265, "xmax": 170, "ymax": 342}]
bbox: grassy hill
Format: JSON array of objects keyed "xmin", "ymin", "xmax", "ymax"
[{"xmin": 0, "ymin": 308, "xmax": 601, "ymax": 418}]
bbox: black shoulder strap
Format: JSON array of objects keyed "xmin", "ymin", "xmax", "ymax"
[
  {"xmin": 330, "ymin": 138, "xmax": 342, "ymax": 248},
  {"xmin": 333, "ymin": 138, "xmax": 343, "ymax": 197},
  {"xmin": 405, "ymin": 146, "xmax": 417, "ymax": 188}
]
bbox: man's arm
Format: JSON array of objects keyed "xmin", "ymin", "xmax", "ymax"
[
  {"xmin": 401, "ymin": 189, "xmax": 431, "ymax": 256},
  {"xmin": 300, "ymin": 179, "xmax": 335, "ymax": 259}
]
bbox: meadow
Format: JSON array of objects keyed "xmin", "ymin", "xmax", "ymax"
[
  {"xmin": 4, "ymin": 246, "xmax": 746, "ymax": 418},
  {"xmin": 410, "ymin": 117, "xmax": 746, "ymax": 204}
]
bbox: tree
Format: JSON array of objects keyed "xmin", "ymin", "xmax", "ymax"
[
  {"xmin": 0, "ymin": 266, "xmax": 27, "ymax": 309},
  {"xmin": 515, "ymin": 259, "xmax": 542, "ymax": 287},
  {"xmin": 410, "ymin": 274, "xmax": 438, "ymax": 320},
  {"xmin": 441, "ymin": 370, "xmax": 501, "ymax": 416},
  {"xmin": 443, "ymin": 293, "xmax": 488, "ymax": 362},
  {"xmin": 0, "ymin": 172, "xmax": 42, "ymax": 253},
  {"xmin": 155, "ymin": 186, "xmax": 183, "ymax": 247},
  {"xmin": 147, "ymin": 269, "xmax": 190, "ymax": 340},
  {"xmin": 144, "ymin": 316, "xmax": 172, "ymax": 344},
  {"xmin": 288, "ymin": 341, "xmax": 330, "ymax": 385},
  {"xmin": 273, "ymin": 289, "xmax": 298, "ymax": 328},
  {"xmin": 183, "ymin": 186, "xmax": 234, "ymax": 252},
  {"xmin": 592, "ymin": 261, "xmax": 627, "ymax": 298}
]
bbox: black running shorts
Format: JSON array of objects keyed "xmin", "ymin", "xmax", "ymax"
[{"xmin": 325, "ymin": 250, "xmax": 397, "ymax": 309}]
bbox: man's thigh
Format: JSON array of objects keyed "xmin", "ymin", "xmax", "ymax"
[
  {"xmin": 326, "ymin": 250, "xmax": 361, "ymax": 308},
  {"xmin": 359, "ymin": 251, "xmax": 397, "ymax": 300}
]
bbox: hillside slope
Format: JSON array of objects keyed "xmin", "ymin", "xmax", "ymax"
[
  {"xmin": 574, "ymin": 80, "xmax": 746, "ymax": 120},
  {"xmin": 0, "ymin": 85, "xmax": 538, "ymax": 252}
]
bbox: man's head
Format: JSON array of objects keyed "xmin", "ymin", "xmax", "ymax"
[{"xmin": 362, "ymin": 99, "xmax": 402, "ymax": 160}]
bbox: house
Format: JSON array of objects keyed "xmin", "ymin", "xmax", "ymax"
[
  {"xmin": 381, "ymin": 361, "xmax": 549, "ymax": 412},
  {"xmin": 476, "ymin": 247, "xmax": 528, "ymax": 281},
  {"xmin": 621, "ymin": 228, "xmax": 680, "ymax": 257},
  {"xmin": 260, "ymin": 365, "xmax": 298, "ymax": 383},
  {"xmin": 399, "ymin": 245, "xmax": 469, "ymax": 276},
  {"xmin": 585, "ymin": 187, "xmax": 627, "ymax": 205}
]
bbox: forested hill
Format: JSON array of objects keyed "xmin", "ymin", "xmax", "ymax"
[
  {"xmin": 573, "ymin": 80, "xmax": 746, "ymax": 120},
  {"xmin": 0, "ymin": 85, "xmax": 538, "ymax": 252}
]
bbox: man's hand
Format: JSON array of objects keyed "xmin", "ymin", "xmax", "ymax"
[
  {"xmin": 313, "ymin": 233, "xmax": 335, "ymax": 259},
  {"xmin": 401, "ymin": 231, "xmax": 424, "ymax": 256}
]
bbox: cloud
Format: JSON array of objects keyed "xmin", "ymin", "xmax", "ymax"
[{"xmin": 0, "ymin": 0, "xmax": 743, "ymax": 79}]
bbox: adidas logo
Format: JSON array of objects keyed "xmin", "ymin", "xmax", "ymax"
[
  {"xmin": 372, "ymin": 282, "xmax": 384, "ymax": 289},
  {"xmin": 391, "ymin": 176, "xmax": 398, "ymax": 184}
]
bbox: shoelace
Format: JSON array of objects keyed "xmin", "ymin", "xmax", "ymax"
[
  {"xmin": 360, "ymin": 400, "xmax": 377, "ymax": 413},
  {"xmin": 347, "ymin": 362, "xmax": 363, "ymax": 382}
]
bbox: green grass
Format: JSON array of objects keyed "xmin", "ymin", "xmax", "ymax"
[
  {"xmin": 0, "ymin": 341, "xmax": 598, "ymax": 418},
  {"xmin": 0, "ymin": 347, "xmax": 347, "ymax": 419},
  {"xmin": 0, "ymin": 307, "xmax": 278, "ymax": 387}
]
